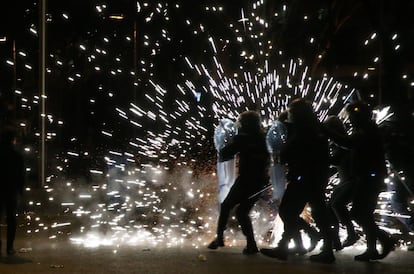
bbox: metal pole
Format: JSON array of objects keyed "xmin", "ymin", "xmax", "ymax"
[
  {"xmin": 133, "ymin": 20, "xmax": 137, "ymax": 102},
  {"xmin": 40, "ymin": 0, "xmax": 46, "ymax": 186},
  {"xmin": 378, "ymin": 0, "xmax": 384, "ymax": 106},
  {"xmin": 13, "ymin": 40, "xmax": 17, "ymax": 119}
]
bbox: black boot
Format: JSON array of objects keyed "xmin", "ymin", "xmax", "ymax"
[
  {"xmin": 207, "ymin": 238, "xmax": 224, "ymax": 249},
  {"xmin": 377, "ymin": 235, "xmax": 397, "ymax": 259},
  {"xmin": 261, "ymin": 236, "xmax": 288, "ymax": 259},
  {"xmin": 243, "ymin": 242, "xmax": 259, "ymax": 255},
  {"xmin": 354, "ymin": 250, "xmax": 380, "ymax": 261},
  {"xmin": 342, "ymin": 234, "xmax": 359, "ymax": 248},
  {"xmin": 260, "ymin": 246, "xmax": 288, "ymax": 260},
  {"xmin": 310, "ymin": 250, "xmax": 335, "ymax": 263},
  {"xmin": 7, "ymin": 248, "xmax": 16, "ymax": 255},
  {"xmin": 6, "ymin": 240, "xmax": 16, "ymax": 255}
]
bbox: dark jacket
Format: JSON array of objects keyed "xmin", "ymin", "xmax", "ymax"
[
  {"xmin": 328, "ymin": 121, "xmax": 387, "ymax": 187},
  {"xmin": 219, "ymin": 132, "xmax": 269, "ymax": 189},
  {"xmin": 281, "ymin": 124, "xmax": 330, "ymax": 185}
]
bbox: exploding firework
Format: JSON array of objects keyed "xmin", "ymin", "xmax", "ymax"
[{"xmin": 1, "ymin": 1, "xmax": 412, "ymax": 250}]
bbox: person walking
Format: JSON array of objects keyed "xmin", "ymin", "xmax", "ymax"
[
  {"xmin": 324, "ymin": 115, "xmax": 359, "ymax": 250},
  {"xmin": 326, "ymin": 100, "xmax": 395, "ymax": 261},
  {"xmin": 261, "ymin": 98, "xmax": 335, "ymax": 263},
  {"xmin": 208, "ymin": 110, "xmax": 270, "ymax": 255}
]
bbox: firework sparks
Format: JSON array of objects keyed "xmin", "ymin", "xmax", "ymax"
[{"xmin": 1, "ymin": 1, "xmax": 412, "ymax": 250}]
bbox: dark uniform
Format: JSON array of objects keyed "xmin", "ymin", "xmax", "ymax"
[
  {"xmin": 328, "ymin": 101, "xmax": 395, "ymax": 261},
  {"xmin": 208, "ymin": 111, "xmax": 269, "ymax": 254},
  {"xmin": 0, "ymin": 130, "xmax": 25, "ymax": 255},
  {"xmin": 261, "ymin": 99, "xmax": 334, "ymax": 263},
  {"xmin": 324, "ymin": 116, "xmax": 358, "ymax": 249},
  {"xmin": 278, "ymin": 118, "xmax": 333, "ymax": 260}
]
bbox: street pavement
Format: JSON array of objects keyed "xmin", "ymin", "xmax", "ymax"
[{"xmin": 1, "ymin": 234, "xmax": 413, "ymax": 274}]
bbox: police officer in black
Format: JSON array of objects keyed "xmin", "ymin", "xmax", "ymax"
[
  {"xmin": 208, "ymin": 111, "xmax": 270, "ymax": 255},
  {"xmin": 261, "ymin": 98, "xmax": 335, "ymax": 263},
  {"xmin": 324, "ymin": 115, "xmax": 359, "ymax": 250},
  {"xmin": 0, "ymin": 128, "xmax": 25, "ymax": 255},
  {"xmin": 326, "ymin": 101, "xmax": 395, "ymax": 261}
]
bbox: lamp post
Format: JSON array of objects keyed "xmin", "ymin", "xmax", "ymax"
[{"xmin": 39, "ymin": 0, "xmax": 46, "ymax": 186}]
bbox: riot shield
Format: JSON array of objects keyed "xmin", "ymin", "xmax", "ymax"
[
  {"xmin": 266, "ymin": 120, "xmax": 288, "ymax": 201},
  {"xmin": 214, "ymin": 119, "xmax": 237, "ymax": 203}
]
